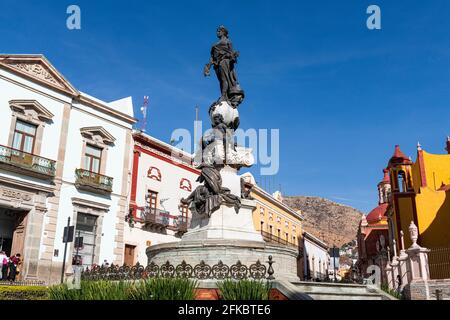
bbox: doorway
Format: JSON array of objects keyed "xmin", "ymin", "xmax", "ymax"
[
  {"xmin": 0, "ymin": 208, "xmax": 28, "ymax": 258},
  {"xmin": 124, "ymin": 244, "xmax": 136, "ymax": 266},
  {"xmin": 73, "ymin": 212, "xmax": 97, "ymax": 268}
]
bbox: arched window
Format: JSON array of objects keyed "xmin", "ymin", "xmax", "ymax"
[
  {"xmin": 398, "ymin": 171, "xmax": 407, "ymax": 192},
  {"xmin": 148, "ymin": 167, "xmax": 161, "ymax": 181},
  {"xmin": 179, "ymin": 178, "xmax": 192, "ymax": 191}
]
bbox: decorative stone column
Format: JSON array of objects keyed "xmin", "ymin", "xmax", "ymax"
[
  {"xmin": 405, "ymin": 221, "xmax": 431, "ymax": 300},
  {"xmin": 24, "ymin": 204, "xmax": 46, "ymax": 279},
  {"xmin": 385, "ymin": 247, "xmax": 394, "ymax": 289},
  {"xmin": 398, "ymin": 230, "xmax": 409, "ymax": 290},
  {"xmin": 406, "ymin": 222, "xmax": 430, "ymax": 282},
  {"xmin": 385, "ymin": 263, "xmax": 394, "ymax": 289},
  {"xmin": 379, "ymin": 235, "xmax": 387, "ymax": 285},
  {"xmin": 390, "ymin": 239, "xmax": 400, "ymax": 290}
]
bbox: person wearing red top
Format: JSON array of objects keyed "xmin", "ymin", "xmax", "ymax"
[{"xmin": 8, "ymin": 253, "xmax": 21, "ymax": 282}]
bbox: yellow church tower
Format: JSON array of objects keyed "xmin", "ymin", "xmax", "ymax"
[{"xmin": 388, "ymin": 138, "xmax": 450, "ymax": 251}]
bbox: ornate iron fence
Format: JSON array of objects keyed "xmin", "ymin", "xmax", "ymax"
[
  {"xmin": 81, "ymin": 256, "xmax": 275, "ymax": 281},
  {"xmin": 429, "ymin": 247, "xmax": 450, "ymax": 280}
]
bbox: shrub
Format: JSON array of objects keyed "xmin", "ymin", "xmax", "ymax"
[
  {"xmin": 217, "ymin": 279, "xmax": 271, "ymax": 300},
  {"xmin": 380, "ymin": 283, "xmax": 403, "ymax": 300},
  {"xmin": 130, "ymin": 278, "xmax": 198, "ymax": 300},
  {"xmin": 0, "ymin": 286, "xmax": 48, "ymax": 300},
  {"xmin": 49, "ymin": 280, "xmax": 133, "ymax": 300},
  {"xmin": 49, "ymin": 278, "xmax": 198, "ymax": 300}
]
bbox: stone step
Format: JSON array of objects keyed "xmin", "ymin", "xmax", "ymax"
[
  {"xmin": 292, "ymin": 282, "xmax": 371, "ymax": 295},
  {"xmin": 273, "ymin": 280, "xmax": 393, "ymax": 300},
  {"xmin": 306, "ymin": 292, "xmax": 384, "ymax": 300}
]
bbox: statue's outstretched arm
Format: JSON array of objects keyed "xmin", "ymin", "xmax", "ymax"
[{"xmin": 204, "ymin": 57, "xmax": 214, "ymax": 77}]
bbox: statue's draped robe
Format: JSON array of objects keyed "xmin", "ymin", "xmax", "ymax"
[{"xmin": 211, "ymin": 38, "xmax": 239, "ymax": 101}]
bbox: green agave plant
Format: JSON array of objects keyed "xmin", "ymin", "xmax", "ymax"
[
  {"xmin": 48, "ymin": 278, "xmax": 197, "ymax": 300},
  {"xmin": 130, "ymin": 278, "xmax": 198, "ymax": 300},
  {"xmin": 380, "ymin": 283, "xmax": 403, "ymax": 300},
  {"xmin": 217, "ymin": 279, "xmax": 272, "ymax": 300}
]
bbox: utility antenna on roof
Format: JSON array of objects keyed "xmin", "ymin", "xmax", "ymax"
[
  {"xmin": 140, "ymin": 96, "xmax": 149, "ymax": 132},
  {"xmin": 194, "ymin": 105, "xmax": 201, "ymax": 154}
]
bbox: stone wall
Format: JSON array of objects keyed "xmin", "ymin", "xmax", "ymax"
[{"xmin": 404, "ymin": 279, "xmax": 450, "ymax": 300}]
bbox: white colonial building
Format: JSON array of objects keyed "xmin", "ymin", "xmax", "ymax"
[
  {"xmin": 0, "ymin": 55, "xmax": 135, "ymax": 283},
  {"xmin": 302, "ymin": 231, "xmax": 330, "ymax": 280},
  {"xmin": 124, "ymin": 131, "xmax": 200, "ymax": 265}
]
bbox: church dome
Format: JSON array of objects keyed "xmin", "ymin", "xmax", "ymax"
[{"xmin": 366, "ymin": 203, "xmax": 389, "ymax": 224}]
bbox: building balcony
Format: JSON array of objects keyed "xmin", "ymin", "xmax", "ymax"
[
  {"xmin": 0, "ymin": 144, "xmax": 56, "ymax": 179},
  {"xmin": 174, "ymin": 215, "xmax": 190, "ymax": 235},
  {"xmin": 261, "ymin": 230, "xmax": 298, "ymax": 248},
  {"xmin": 75, "ymin": 168, "xmax": 113, "ymax": 195},
  {"xmin": 143, "ymin": 207, "xmax": 171, "ymax": 230}
]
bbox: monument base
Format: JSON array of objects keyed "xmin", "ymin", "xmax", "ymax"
[
  {"xmin": 146, "ymin": 200, "xmax": 300, "ymax": 282},
  {"xmin": 146, "ymin": 239, "xmax": 300, "ymax": 282}
]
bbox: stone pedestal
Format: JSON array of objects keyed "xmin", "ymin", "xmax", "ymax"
[
  {"xmin": 385, "ymin": 263, "xmax": 394, "ymax": 289},
  {"xmin": 220, "ymin": 166, "xmax": 241, "ymax": 197},
  {"xmin": 407, "ymin": 246, "xmax": 431, "ymax": 281},
  {"xmin": 182, "ymin": 199, "xmax": 264, "ymax": 242},
  {"xmin": 391, "ymin": 257, "xmax": 399, "ymax": 289},
  {"xmin": 398, "ymin": 251, "xmax": 409, "ymax": 290}
]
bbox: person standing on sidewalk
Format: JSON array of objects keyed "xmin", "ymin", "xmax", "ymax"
[{"xmin": 0, "ymin": 251, "xmax": 8, "ymax": 280}]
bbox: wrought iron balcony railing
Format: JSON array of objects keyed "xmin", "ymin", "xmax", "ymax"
[
  {"xmin": 143, "ymin": 207, "xmax": 171, "ymax": 229},
  {"xmin": 174, "ymin": 215, "xmax": 190, "ymax": 234},
  {"xmin": 260, "ymin": 230, "xmax": 298, "ymax": 248},
  {"xmin": 75, "ymin": 168, "xmax": 113, "ymax": 194},
  {"xmin": 0, "ymin": 144, "xmax": 56, "ymax": 179}
]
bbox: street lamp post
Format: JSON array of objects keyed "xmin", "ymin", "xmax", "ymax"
[
  {"xmin": 333, "ymin": 245, "xmax": 337, "ymax": 282},
  {"xmin": 61, "ymin": 217, "xmax": 70, "ymax": 284}
]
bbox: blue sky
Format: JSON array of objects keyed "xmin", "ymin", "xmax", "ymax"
[{"xmin": 1, "ymin": 0, "xmax": 450, "ymax": 213}]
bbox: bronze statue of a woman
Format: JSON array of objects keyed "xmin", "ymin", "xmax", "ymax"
[{"xmin": 204, "ymin": 25, "xmax": 245, "ymax": 108}]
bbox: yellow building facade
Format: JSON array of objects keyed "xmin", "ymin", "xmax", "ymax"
[
  {"xmin": 241, "ymin": 173, "xmax": 303, "ymax": 247},
  {"xmin": 387, "ymin": 139, "xmax": 450, "ymax": 251}
]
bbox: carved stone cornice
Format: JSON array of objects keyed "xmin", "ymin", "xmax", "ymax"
[
  {"xmin": 7, "ymin": 62, "xmax": 65, "ymax": 89},
  {"xmin": 80, "ymin": 126, "xmax": 116, "ymax": 146},
  {"xmin": 0, "ymin": 55, "xmax": 78, "ymax": 96},
  {"xmin": 0, "ymin": 175, "xmax": 55, "ymax": 194},
  {"xmin": 9, "ymin": 99, "xmax": 54, "ymax": 123},
  {"xmin": 71, "ymin": 197, "xmax": 110, "ymax": 212},
  {"xmin": 0, "ymin": 185, "xmax": 35, "ymax": 210}
]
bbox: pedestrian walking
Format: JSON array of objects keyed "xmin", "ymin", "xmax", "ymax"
[{"xmin": 8, "ymin": 253, "xmax": 21, "ymax": 282}]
